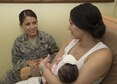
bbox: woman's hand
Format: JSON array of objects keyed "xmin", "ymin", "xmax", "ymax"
[{"xmin": 26, "ymin": 58, "xmax": 42, "ymax": 69}]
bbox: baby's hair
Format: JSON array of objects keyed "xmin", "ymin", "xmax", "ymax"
[{"xmin": 58, "ymin": 63, "xmax": 79, "ymax": 83}]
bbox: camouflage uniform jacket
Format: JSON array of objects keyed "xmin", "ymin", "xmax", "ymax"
[{"xmin": 12, "ymin": 31, "xmax": 59, "ymax": 70}]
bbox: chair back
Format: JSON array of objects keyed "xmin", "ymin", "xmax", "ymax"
[{"xmin": 101, "ymin": 16, "xmax": 117, "ymax": 84}]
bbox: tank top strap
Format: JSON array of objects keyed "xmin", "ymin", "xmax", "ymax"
[
  {"xmin": 77, "ymin": 42, "xmax": 108, "ymax": 69},
  {"xmin": 64, "ymin": 39, "xmax": 79, "ymax": 54}
]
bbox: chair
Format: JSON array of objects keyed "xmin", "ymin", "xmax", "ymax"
[{"xmin": 101, "ymin": 16, "xmax": 117, "ymax": 84}]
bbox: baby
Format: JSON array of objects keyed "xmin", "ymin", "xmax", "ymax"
[{"xmin": 39, "ymin": 54, "xmax": 79, "ymax": 84}]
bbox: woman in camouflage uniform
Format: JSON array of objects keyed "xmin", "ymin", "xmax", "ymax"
[{"xmin": 0, "ymin": 9, "xmax": 59, "ymax": 84}]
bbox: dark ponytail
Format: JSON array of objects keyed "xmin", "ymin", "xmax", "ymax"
[{"xmin": 70, "ymin": 3, "xmax": 106, "ymax": 39}]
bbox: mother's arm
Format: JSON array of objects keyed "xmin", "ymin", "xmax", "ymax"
[
  {"xmin": 39, "ymin": 55, "xmax": 62, "ymax": 84},
  {"xmin": 73, "ymin": 48, "xmax": 112, "ymax": 84},
  {"xmin": 42, "ymin": 67, "xmax": 62, "ymax": 84}
]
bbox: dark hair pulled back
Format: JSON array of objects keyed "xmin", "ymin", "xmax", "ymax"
[
  {"xmin": 19, "ymin": 9, "xmax": 37, "ymax": 25},
  {"xmin": 70, "ymin": 3, "xmax": 106, "ymax": 39}
]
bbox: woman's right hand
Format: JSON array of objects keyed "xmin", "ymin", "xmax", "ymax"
[{"xmin": 26, "ymin": 59, "xmax": 42, "ymax": 69}]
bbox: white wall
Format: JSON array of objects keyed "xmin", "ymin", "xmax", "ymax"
[
  {"xmin": 0, "ymin": 1, "xmax": 116, "ymax": 78},
  {"xmin": 113, "ymin": 0, "xmax": 117, "ymax": 18}
]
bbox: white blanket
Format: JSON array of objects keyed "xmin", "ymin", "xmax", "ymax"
[{"xmin": 15, "ymin": 77, "xmax": 40, "ymax": 84}]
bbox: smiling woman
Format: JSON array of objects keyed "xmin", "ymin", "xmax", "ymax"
[
  {"xmin": 0, "ymin": 0, "xmax": 114, "ymax": 3},
  {"xmin": 0, "ymin": 9, "xmax": 59, "ymax": 84}
]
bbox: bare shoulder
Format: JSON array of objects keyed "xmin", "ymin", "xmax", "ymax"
[
  {"xmin": 90, "ymin": 48, "xmax": 112, "ymax": 62},
  {"xmin": 86, "ymin": 48, "xmax": 113, "ymax": 68},
  {"xmin": 73, "ymin": 48, "xmax": 112, "ymax": 84}
]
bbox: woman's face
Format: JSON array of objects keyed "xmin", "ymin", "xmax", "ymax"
[
  {"xmin": 21, "ymin": 16, "xmax": 38, "ymax": 38},
  {"xmin": 68, "ymin": 19, "xmax": 84, "ymax": 39}
]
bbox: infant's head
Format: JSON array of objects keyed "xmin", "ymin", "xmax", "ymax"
[{"xmin": 58, "ymin": 63, "xmax": 79, "ymax": 83}]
